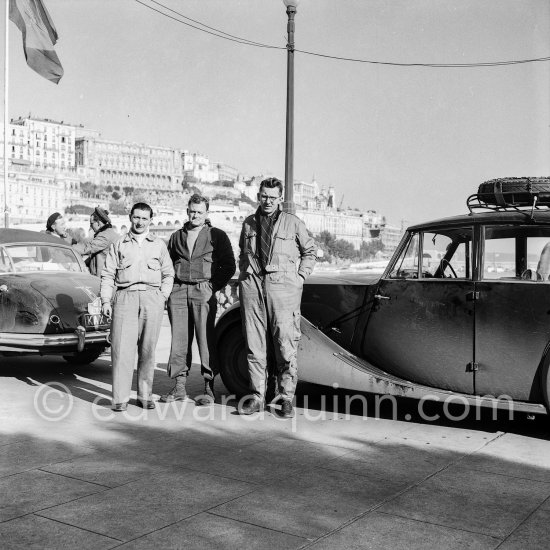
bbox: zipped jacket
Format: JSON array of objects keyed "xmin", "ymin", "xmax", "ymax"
[
  {"xmin": 239, "ymin": 209, "xmax": 316, "ymax": 279},
  {"xmin": 168, "ymin": 222, "xmax": 235, "ymax": 291}
]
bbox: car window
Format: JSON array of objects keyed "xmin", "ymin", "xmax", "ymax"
[
  {"xmin": 389, "ymin": 233, "xmax": 420, "ymax": 279},
  {"xmin": 0, "ymin": 246, "xmax": 14, "ymax": 273},
  {"xmin": 422, "ymin": 232, "xmax": 471, "ymax": 279},
  {"xmin": 5, "ymin": 244, "xmax": 83, "ymax": 273},
  {"xmin": 483, "ymin": 226, "xmax": 550, "ymax": 281},
  {"xmin": 483, "ymin": 237, "xmax": 515, "ymax": 279},
  {"xmin": 388, "ymin": 229, "xmax": 472, "ymax": 280}
]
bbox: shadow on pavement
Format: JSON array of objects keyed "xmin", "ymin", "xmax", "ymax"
[{"xmin": 1, "ymin": 354, "xmax": 550, "ymax": 547}]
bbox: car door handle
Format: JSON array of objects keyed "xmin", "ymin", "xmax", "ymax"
[{"xmin": 374, "ymin": 294, "xmax": 390, "ymax": 300}]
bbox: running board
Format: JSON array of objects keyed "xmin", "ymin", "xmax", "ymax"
[{"xmin": 298, "ymin": 317, "xmax": 547, "ymax": 416}]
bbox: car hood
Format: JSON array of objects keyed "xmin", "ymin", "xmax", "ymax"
[{"xmin": 0, "ymin": 272, "xmax": 101, "ymax": 334}]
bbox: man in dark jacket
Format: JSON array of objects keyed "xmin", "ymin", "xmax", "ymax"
[
  {"xmin": 73, "ymin": 207, "xmax": 119, "ymax": 276},
  {"xmin": 160, "ymin": 194, "xmax": 235, "ymax": 405}
]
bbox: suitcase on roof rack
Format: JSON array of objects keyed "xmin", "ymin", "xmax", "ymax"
[{"xmin": 477, "ymin": 177, "xmax": 550, "ymax": 208}]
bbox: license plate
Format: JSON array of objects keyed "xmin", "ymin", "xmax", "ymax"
[
  {"xmin": 83, "ymin": 297, "xmax": 108, "ymax": 329},
  {"xmin": 82, "ymin": 313, "xmax": 109, "ymax": 329}
]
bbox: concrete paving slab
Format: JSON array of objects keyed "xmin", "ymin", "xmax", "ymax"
[
  {"xmin": 41, "ymin": 455, "xmax": 159, "ymax": 488},
  {"xmin": 37, "ymin": 469, "xmax": 255, "ymax": 542},
  {"xmin": 497, "ymin": 506, "xmax": 550, "ymax": 549},
  {"xmin": 378, "ymin": 466, "xmax": 550, "ymax": 538},
  {"xmin": 175, "ymin": 437, "xmax": 353, "ymax": 485},
  {"xmin": 115, "ymin": 511, "xmax": 306, "ymax": 550},
  {"xmin": 0, "ymin": 514, "xmax": 120, "ymax": 550},
  {"xmin": 306, "ymin": 511, "xmax": 501, "ymax": 550},
  {"xmin": 457, "ymin": 433, "xmax": 550, "ymax": 483},
  {"xmin": 211, "ymin": 467, "xmax": 405, "ymax": 539},
  {"xmin": 285, "ymin": 415, "xmax": 412, "ymax": 450},
  {"xmin": 0, "ymin": 439, "xmax": 94, "ymax": 478},
  {"xmin": 0, "ymin": 434, "xmax": 30, "ymax": 447},
  {"xmin": 0, "ymin": 469, "xmax": 106, "ymax": 523},
  {"xmin": 319, "ymin": 437, "xmax": 460, "ymax": 486},
  {"xmin": 387, "ymin": 423, "xmax": 501, "ymax": 453}
]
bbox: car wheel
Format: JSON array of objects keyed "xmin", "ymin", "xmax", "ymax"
[
  {"xmin": 217, "ymin": 321, "xmax": 250, "ymax": 398},
  {"xmin": 62, "ymin": 348, "xmax": 106, "ymax": 365}
]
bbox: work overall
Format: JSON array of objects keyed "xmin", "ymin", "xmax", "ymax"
[{"xmin": 239, "ymin": 210, "xmax": 316, "ymax": 402}]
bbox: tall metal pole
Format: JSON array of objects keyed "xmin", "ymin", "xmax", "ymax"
[
  {"xmin": 3, "ymin": 0, "xmax": 9, "ymax": 228},
  {"xmin": 283, "ymin": 2, "xmax": 296, "ymax": 214}
]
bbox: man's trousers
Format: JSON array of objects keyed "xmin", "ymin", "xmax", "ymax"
[
  {"xmin": 239, "ymin": 270, "xmax": 303, "ymax": 401},
  {"xmin": 166, "ymin": 281, "xmax": 218, "ymax": 380},
  {"xmin": 110, "ymin": 287, "xmax": 165, "ymax": 404}
]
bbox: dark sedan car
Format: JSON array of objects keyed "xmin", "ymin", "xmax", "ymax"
[
  {"xmin": 217, "ymin": 179, "xmax": 550, "ymax": 419},
  {"xmin": 0, "ymin": 228, "xmax": 110, "ymax": 364}
]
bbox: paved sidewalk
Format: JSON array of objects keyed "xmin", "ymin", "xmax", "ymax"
[{"xmin": 1, "ymin": 317, "xmax": 550, "ymax": 549}]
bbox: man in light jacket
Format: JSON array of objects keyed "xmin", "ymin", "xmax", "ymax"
[
  {"xmin": 100, "ymin": 203, "xmax": 174, "ymax": 411},
  {"xmin": 238, "ymin": 178, "xmax": 316, "ymax": 418}
]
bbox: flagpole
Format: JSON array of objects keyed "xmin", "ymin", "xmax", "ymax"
[{"xmin": 3, "ymin": 0, "xmax": 9, "ymax": 228}]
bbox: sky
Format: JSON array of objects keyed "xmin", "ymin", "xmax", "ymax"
[{"xmin": 2, "ymin": 0, "xmax": 550, "ymax": 226}]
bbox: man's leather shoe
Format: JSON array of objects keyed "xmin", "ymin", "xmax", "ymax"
[
  {"xmin": 195, "ymin": 379, "xmax": 215, "ymax": 406},
  {"xmin": 279, "ymin": 400, "xmax": 295, "ymax": 419},
  {"xmin": 136, "ymin": 398, "xmax": 156, "ymax": 409},
  {"xmin": 240, "ymin": 398, "xmax": 261, "ymax": 415},
  {"xmin": 159, "ymin": 377, "xmax": 188, "ymax": 403},
  {"xmin": 112, "ymin": 402, "xmax": 128, "ymax": 412}
]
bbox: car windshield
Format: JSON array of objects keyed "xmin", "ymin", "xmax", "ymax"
[{"xmin": 1, "ymin": 244, "xmax": 83, "ymax": 273}]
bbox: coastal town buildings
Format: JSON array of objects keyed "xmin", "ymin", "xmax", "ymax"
[
  {"xmin": 0, "ymin": 117, "xmax": 82, "ymax": 222},
  {"xmin": 0, "ymin": 115, "xmax": 403, "ymax": 252},
  {"xmin": 75, "ymin": 137, "xmax": 184, "ymax": 192},
  {"xmin": 181, "ymin": 152, "xmax": 239, "ymax": 185}
]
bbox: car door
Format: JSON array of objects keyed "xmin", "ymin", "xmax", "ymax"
[
  {"xmin": 362, "ymin": 227, "xmax": 475, "ymax": 394},
  {"xmin": 474, "ymin": 225, "xmax": 550, "ymax": 402}
]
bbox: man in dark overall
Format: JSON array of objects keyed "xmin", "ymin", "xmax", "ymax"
[
  {"xmin": 160, "ymin": 194, "xmax": 235, "ymax": 405},
  {"xmin": 238, "ymin": 178, "xmax": 316, "ymax": 418}
]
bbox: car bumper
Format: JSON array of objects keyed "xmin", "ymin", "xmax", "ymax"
[{"xmin": 0, "ymin": 330, "xmax": 110, "ymax": 353}]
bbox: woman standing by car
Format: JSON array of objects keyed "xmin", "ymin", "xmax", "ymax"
[{"xmin": 73, "ymin": 207, "xmax": 120, "ymax": 276}]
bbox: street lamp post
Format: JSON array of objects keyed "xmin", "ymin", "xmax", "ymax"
[{"xmin": 282, "ymin": 0, "xmax": 299, "ymax": 214}]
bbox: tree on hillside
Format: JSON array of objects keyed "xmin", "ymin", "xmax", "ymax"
[
  {"xmin": 80, "ymin": 181, "xmax": 99, "ymax": 199},
  {"xmin": 333, "ymin": 239, "xmax": 356, "ymax": 260},
  {"xmin": 318, "ymin": 230, "xmax": 336, "ymax": 249},
  {"xmin": 65, "ymin": 204, "xmax": 93, "ymax": 215},
  {"xmin": 108, "ymin": 200, "xmax": 127, "ymax": 215},
  {"xmin": 360, "ymin": 238, "xmax": 384, "ymax": 259},
  {"xmin": 314, "ymin": 230, "xmax": 358, "ymax": 261}
]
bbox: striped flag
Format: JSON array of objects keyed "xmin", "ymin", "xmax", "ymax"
[{"xmin": 9, "ymin": 0, "xmax": 64, "ymax": 84}]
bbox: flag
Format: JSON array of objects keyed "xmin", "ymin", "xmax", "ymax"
[{"xmin": 9, "ymin": 0, "xmax": 64, "ymax": 84}]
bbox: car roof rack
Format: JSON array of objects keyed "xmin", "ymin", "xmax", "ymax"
[{"xmin": 467, "ymin": 177, "xmax": 550, "ymax": 218}]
